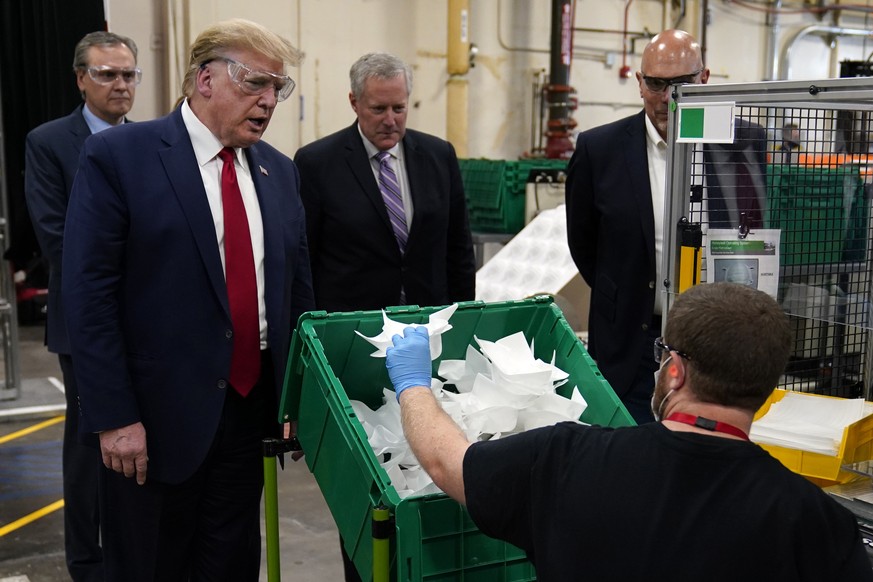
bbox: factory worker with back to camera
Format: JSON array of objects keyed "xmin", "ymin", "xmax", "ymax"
[{"xmin": 384, "ymin": 282, "xmax": 872, "ymax": 581}]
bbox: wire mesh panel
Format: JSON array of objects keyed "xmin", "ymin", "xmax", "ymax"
[{"xmin": 663, "ymin": 78, "xmax": 873, "ymax": 399}]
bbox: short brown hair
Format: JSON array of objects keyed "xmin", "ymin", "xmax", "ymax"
[
  {"xmin": 663, "ymin": 283, "xmax": 792, "ymax": 411},
  {"xmin": 182, "ymin": 18, "xmax": 303, "ymax": 97},
  {"xmin": 73, "ymin": 31, "xmax": 138, "ymax": 70}
]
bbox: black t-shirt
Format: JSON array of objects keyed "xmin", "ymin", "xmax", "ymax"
[{"xmin": 464, "ymin": 422, "xmax": 872, "ymax": 581}]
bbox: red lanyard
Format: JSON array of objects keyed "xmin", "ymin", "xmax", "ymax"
[{"xmin": 665, "ymin": 412, "xmax": 750, "ymax": 441}]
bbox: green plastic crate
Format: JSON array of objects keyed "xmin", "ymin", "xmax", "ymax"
[
  {"xmin": 766, "ymin": 165, "xmax": 868, "ymax": 265},
  {"xmin": 459, "ymin": 159, "xmax": 568, "ymax": 234},
  {"xmin": 280, "ymin": 297, "xmax": 634, "ymax": 581}
]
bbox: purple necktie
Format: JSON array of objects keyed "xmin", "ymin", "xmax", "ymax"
[{"xmin": 375, "ymin": 151, "xmax": 408, "ymax": 253}]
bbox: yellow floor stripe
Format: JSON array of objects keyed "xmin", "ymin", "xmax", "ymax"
[
  {"xmin": 0, "ymin": 416, "xmax": 67, "ymax": 536},
  {"xmin": 0, "ymin": 415, "xmax": 65, "ymax": 445},
  {"xmin": 0, "ymin": 499, "xmax": 65, "ymax": 537}
]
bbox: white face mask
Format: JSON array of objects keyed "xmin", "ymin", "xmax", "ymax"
[{"xmin": 650, "ymin": 356, "xmax": 675, "ymax": 422}]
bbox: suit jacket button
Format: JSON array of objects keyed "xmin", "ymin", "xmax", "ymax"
[
  {"xmin": 648, "ymin": 281, "xmax": 655, "ymax": 289},
  {"xmin": 641, "ymin": 323, "xmax": 649, "ymax": 331},
  {"xmin": 225, "ymin": 329, "xmax": 233, "ymax": 339},
  {"xmin": 217, "ymin": 379, "xmax": 227, "ymax": 390}
]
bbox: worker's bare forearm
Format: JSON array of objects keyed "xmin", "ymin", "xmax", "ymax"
[{"xmin": 399, "ymin": 386, "xmax": 471, "ymax": 504}]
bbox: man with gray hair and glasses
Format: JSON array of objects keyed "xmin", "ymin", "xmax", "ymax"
[
  {"xmin": 62, "ymin": 19, "xmax": 314, "ymax": 580},
  {"xmin": 294, "ymin": 51, "xmax": 475, "ymax": 580},
  {"xmin": 25, "ymin": 29, "xmax": 139, "ymax": 582}
]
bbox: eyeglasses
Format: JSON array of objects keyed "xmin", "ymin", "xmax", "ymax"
[
  {"xmin": 208, "ymin": 58, "xmax": 295, "ymax": 102},
  {"xmin": 653, "ymin": 337, "xmax": 691, "ymax": 363},
  {"xmin": 85, "ymin": 65, "xmax": 142, "ymax": 86},
  {"xmin": 641, "ymin": 68, "xmax": 704, "ymax": 93}
]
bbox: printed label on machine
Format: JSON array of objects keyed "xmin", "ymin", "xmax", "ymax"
[{"xmin": 707, "ymin": 228, "xmax": 781, "ymax": 298}]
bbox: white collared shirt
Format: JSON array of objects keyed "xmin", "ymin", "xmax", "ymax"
[
  {"xmin": 358, "ymin": 125, "xmax": 414, "ymax": 226},
  {"xmin": 644, "ymin": 114, "xmax": 668, "ymax": 316},
  {"xmin": 181, "ymin": 99, "xmax": 267, "ymax": 347}
]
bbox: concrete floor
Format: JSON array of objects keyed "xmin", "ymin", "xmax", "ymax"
[{"xmin": 0, "ymin": 322, "xmax": 344, "ymax": 581}]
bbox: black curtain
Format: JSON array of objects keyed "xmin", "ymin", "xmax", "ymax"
[{"xmin": 0, "ymin": 0, "xmax": 104, "ymax": 269}]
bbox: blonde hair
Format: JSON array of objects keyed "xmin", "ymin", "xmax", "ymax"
[{"xmin": 182, "ymin": 18, "xmax": 303, "ymax": 97}]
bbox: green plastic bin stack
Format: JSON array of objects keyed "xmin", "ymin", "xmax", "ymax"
[
  {"xmin": 280, "ymin": 297, "xmax": 634, "ymax": 581},
  {"xmin": 765, "ymin": 164, "xmax": 868, "ymax": 265},
  {"xmin": 459, "ymin": 159, "xmax": 568, "ymax": 234}
]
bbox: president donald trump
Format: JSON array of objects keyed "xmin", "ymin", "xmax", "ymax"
[{"xmin": 63, "ymin": 19, "xmax": 314, "ymax": 581}]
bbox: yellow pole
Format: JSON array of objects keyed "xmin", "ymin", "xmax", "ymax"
[
  {"xmin": 372, "ymin": 506, "xmax": 392, "ymax": 582},
  {"xmin": 447, "ymin": 0, "xmax": 470, "ymax": 157},
  {"xmin": 446, "ymin": 79, "xmax": 469, "ymax": 158}
]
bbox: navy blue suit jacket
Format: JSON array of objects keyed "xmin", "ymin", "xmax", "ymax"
[
  {"xmin": 294, "ymin": 123, "xmax": 475, "ymax": 311},
  {"xmin": 566, "ymin": 111, "xmax": 655, "ymax": 399},
  {"xmin": 62, "ymin": 108, "xmax": 315, "ymax": 483},
  {"xmin": 24, "ymin": 105, "xmax": 92, "ymax": 354}
]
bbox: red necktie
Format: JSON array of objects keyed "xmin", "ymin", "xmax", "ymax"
[{"xmin": 218, "ymin": 147, "xmax": 260, "ymax": 397}]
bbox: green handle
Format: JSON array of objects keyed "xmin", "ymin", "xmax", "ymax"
[
  {"xmin": 372, "ymin": 506, "xmax": 391, "ymax": 582},
  {"xmin": 264, "ymin": 455, "xmax": 280, "ymax": 582}
]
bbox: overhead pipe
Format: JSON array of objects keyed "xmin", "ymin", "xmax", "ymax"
[
  {"xmin": 669, "ymin": 0, "xmax": 687, "ymax": 29},
  {"xmin": 496, "ymin": 0, "xmax": 549, "ymax": 54},
  {"xmin": 781, "ymin": 24, "xmax": 873, "ymax": 79},
  {"xmin": 497, "ymin": 0, "xmax": 651, "ymax": 64},
  {"xmin": 447, "ymin": 0, "xmax": 470, "ymax": 158},
  {"xmin": 574, "ymin": 25, "xmax": 650, "ymax": 37},
  {"xmin": 763, "ymin": 0, "xmax": 781, "ymax": 81}
]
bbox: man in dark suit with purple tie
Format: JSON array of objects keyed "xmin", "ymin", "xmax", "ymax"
[
  {"xmin": 294, "ymin": 51, "xmax": 476, "ymax": 581},
  {"xmin": 294, "ymin": 52, "xmax": 475, "ymax": 314}
]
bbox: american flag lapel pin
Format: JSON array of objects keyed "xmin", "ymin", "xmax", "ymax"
[{"xmin": 259, "ymin": 165, "xmax": 269, "ymax": 176}]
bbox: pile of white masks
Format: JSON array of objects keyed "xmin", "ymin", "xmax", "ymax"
[{"xmin": 352, "ymin": 305, "xmax": 587, "ymax": 499}]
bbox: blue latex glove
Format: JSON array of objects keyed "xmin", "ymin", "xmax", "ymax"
[{"xmin": 386, "ymin": 326, "xmax": 432, "ymax": 401}]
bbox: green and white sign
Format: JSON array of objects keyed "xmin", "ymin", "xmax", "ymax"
[{"xmin": 676, "ymin": 102, "xmax": 735, "ymax": 143}]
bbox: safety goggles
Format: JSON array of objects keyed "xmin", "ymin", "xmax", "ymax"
[
  {"xmin": 85, "ymin": 65, "xmax": 142, "ymax": 86},
  {"xmin": 641, "ymin": 68, "xmax": 703, "ymax": 93},
  {"xmin": 212, "ymin": 57, "xmax": 295, "ymax": 102},
  {"xmin": 653, "ymin": 337, "xmax": 692, "ymax": 363}
]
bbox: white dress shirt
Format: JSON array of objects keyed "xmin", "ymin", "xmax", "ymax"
[
  {"xmin": 181, "ymin": 99, "xmax": 268, "ymax": 348},
  {"xmin": 644, "ymin": 114, "xmax": 668, "ymax": 316}
]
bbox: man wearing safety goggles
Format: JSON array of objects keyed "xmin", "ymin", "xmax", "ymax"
[
  {"xmin": 62, "ymin": 19, "xmax": 314, "ymax": 580},
  {"xmin": 75, "ymin": 36, "xmax": 141, "ymax": 127},
  {"xmin": 24, "ymin": 30, "xmax": 140, "ymax": 582},
  {"xmin": 565, "ymin": 29, "xmax": 709, "ymax": 425}
]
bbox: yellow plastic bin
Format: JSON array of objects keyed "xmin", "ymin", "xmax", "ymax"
[{"xmin": 753, "ymin": 389, "xmax": 873, "ymax": 487}]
